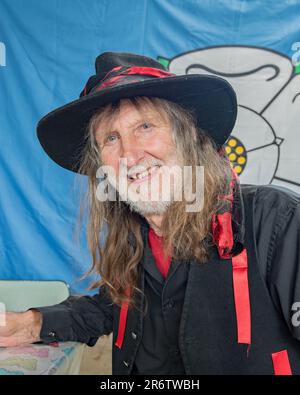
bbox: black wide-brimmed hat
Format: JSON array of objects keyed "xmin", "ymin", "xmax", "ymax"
[{"xmin": 37, "ymin": 51, "xmax": 237, "ymax": 174}]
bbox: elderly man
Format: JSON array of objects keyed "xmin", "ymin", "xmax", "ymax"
[{"xmin": 1, "ymin": 52, "xmax": 300, "ymax": 375}]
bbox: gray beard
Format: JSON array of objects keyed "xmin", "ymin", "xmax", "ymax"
[
  {"xmin": 124, "ymin": 199, "xmax": 171, "ymax": 216},
  {"xmin": 108, "ymin": 182, "xmax": 171, "ymax": 215}
]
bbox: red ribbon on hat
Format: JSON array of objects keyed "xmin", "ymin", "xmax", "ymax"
[
  {"xmin": 83, "ymin": 66, "xmax": 175, "ymax": 96},
  {"xmin": 98, "ymin": 66, "xmax": 174, "ymax": 91}
]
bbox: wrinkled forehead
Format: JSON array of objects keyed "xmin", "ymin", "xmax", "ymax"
[{"xmin": 94, "ymin": 97, "xmax": 170, "ymax": 134}]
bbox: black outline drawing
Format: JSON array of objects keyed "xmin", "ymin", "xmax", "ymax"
[{"xmin": 159, "ymin": 45, "xmax": 300, "ymax": 188}]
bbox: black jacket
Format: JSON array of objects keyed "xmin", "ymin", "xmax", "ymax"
[{"xmin": 37, "ymin": 184, "xmax": 300, "ymax": 374}]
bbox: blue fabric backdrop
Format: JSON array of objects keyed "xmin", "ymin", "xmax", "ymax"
[{"xmin": 0, "ymin": 0, "xmax": 300, "ymax": 294}]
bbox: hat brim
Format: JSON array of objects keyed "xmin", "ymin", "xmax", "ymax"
[{"xmin": 37, "ymin": 74, "xmax": 237, "ymax": 174}]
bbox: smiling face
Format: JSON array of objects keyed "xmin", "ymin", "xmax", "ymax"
[{"xmin": 94, "ymin": 98, "xmax": 183, "ymax": 215}]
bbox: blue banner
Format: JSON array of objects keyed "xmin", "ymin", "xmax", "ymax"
[{"xmin": 0, "ymin": 0, "xmax": 300, "ymax": 293}]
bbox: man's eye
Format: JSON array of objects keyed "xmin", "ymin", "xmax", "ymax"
[
  {"xmin": 104, "ymin": 133, "xmax": 119, "ymax": 144},
  {"xmin": 140, "ymin": 122, "xmax": 153, "ymax": 130}
]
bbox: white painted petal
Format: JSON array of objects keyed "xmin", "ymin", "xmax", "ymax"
[
  {"xmin": 169, "ymin": 46, "xmax": 293, "ymax": 113},
  {"xmin": 230, "ymin": 106, "xmax": 275, "ymax": 151},
  {"xmin": 239, "ymin": 144, "xmax": 279, "ymax": 185},
  {"xmin": 262, "ymin": 74, "xmax": 300, "ymax": 187}
]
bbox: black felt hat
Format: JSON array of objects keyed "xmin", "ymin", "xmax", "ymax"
[{"xmin": 37, "ymin": 51, "xmax": 237, "ymax": 173}]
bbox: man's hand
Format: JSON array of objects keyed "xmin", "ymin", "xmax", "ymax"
[{"xmin": 0, "ymin": 310, "xmax": 42, "ymax": 347}]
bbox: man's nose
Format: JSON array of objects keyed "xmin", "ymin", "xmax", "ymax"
[{"xmin": 120, "ymin": 138, "xmax": 145, "ymax": 167}]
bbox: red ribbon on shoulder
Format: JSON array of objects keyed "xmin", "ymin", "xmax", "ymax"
[
  {"xmin": 232, "ymin": 248, "xmax": 251, "ymax": 345},
  {"xmin": 115, "ymin": 287, "xmax": 131, "ymax": 349},
  {"xmin": 212, "ymin": 169, "xmax": 251, "ymax": 347}
]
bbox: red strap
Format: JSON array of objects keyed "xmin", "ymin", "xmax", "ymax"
[
  {"xmin": 98, "ymin": 75, "xmax": 126, "ymax": 91},
  {"xmin": 125, "ymin": 66, "xmax": 174, "ymax": 78},
  {"xmin": 97, "ymin": 65, "xmax": 123, "ymax": 86},
  {"xmin": 212, "ymin": 212, "xmax": 234, "ymax": 259},
  {"xmin": 115, "ymin": 288, "xmax": 131, "ymax": 349},
  {"xmin": 211, "ymin": 168, "xmax": 251, "ymax": 347},
  {"xmin": 148, "ymin": 228, "xmax": 171, "ymax": 279},
  {"xmin": 91, "ymin": 66, "xmax": 175, "ymax": 94},
  {"xmin": 232, "ymin": 248, "xmax": 251, "ymax": 345},
  {"xmin": 272, "ymin": 350, "xmax": 292, "ymax": 375},
  {"xmin": 211, "ymin": 167, "xmax": 252, "ymax": 348}
]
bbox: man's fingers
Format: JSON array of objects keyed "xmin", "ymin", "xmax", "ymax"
[
  {"xmin": 0, "ymin": 327, "xmax": 12, "ymax": 337},
  {"xmin": 0, "ymin": 337, "xmax": 16, "ymax": 347},
  {"xmin": 0, "ymin": 312, "xmax": 6, "ymax": 328},
  {"xmin": 0, "ymin": 311, "xmax": 41, "ymax": 347},
  {"xmin": 0, "ymin": 336, "xmax": 30, "ymax": 348},
  {"xmin": 0, "ymin": 316, "xmax": 13, "ymax": 336}
]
